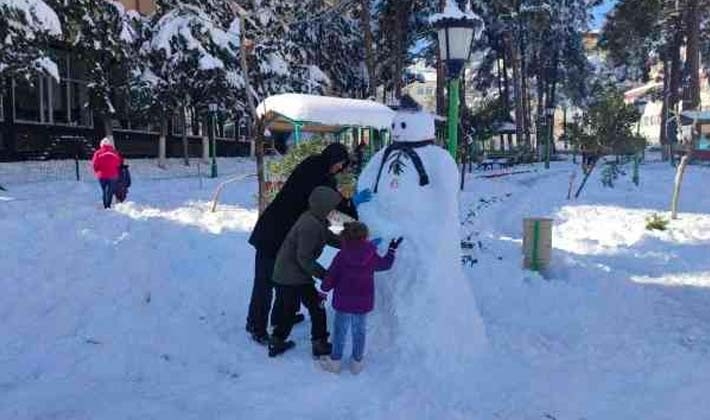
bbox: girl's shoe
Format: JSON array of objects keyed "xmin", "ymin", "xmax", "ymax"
[
  {"xmin": 350, "ymin": 358, "xmax": 364, "ymax": 375},
  {"xmin": 320, "ymin": 357, "xmax": 341, "ymax": 374}
]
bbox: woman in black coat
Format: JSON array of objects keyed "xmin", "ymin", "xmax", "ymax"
[{"xmin": 246, "ymin": 143, "xmax": 367, "ymax": 345}]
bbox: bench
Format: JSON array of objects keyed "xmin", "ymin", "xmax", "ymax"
[{"xmin": 477, "ymin": 158, "xmax": 514, "ymax": 170}]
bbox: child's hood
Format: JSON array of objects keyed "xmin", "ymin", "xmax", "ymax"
[
  {"xmin": 340, "ymin": 240, "xmax": 377, "ymax": 267},
  {"xmin": 308, "ymin": 186, "xmax": 342, "ymax": 219}
]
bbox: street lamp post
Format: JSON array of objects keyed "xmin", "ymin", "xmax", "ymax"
[
  {"xmin": 209, "ymin": 103, "xmax": 218, "ymax": 178},
  {"xmin": 430, "ymin": 1, "xmax": 483, "ymax": 161}
]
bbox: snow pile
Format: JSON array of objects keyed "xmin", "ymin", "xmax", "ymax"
[
  {"xmin": 2, "ymin": 157, "xmax": 710, "ymax": 418},
  {"xmin": 256, "ymin": 94, "xmax": 395, "ymax": 130}
]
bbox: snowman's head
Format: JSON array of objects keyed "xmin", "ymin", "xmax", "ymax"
[{"xmin": 391, "ymin": 110, "xmax": 435, "ymax": 143}]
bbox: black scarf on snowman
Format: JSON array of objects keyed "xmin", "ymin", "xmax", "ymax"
[{"xmin": 373, "ymin": 139, "xmax": 433, "ymax": 193}]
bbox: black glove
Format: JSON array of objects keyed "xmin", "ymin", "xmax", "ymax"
[{"xmin": 388, "ymin": 237, "xmax": 404, "ymax": 251}]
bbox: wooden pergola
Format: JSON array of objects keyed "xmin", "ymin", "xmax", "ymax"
[{"xmin": 256, "ymin": 93, "xmax": 396, "ymax": 152}]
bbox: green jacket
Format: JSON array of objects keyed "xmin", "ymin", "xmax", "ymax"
[{"xmin": 272, "ymin": 186, "xmax": 342, "ymax": 286}]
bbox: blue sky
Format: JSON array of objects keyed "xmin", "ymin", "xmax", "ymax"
[{"xmin": 592, "ymin": 0, "xmax": 616, "ymax": 29}]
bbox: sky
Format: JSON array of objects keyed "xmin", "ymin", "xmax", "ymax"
[{"xmin": 592, "ymin": 0, "xmax": 617, "ymax": 29}]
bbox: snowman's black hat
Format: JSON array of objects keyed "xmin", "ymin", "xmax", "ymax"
[{"xmin": 389, "ymin": 94, "xmax": 423, "ymax": 112}]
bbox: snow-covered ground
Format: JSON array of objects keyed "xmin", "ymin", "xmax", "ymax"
[{"xmin": 2, "ymin": 157, "xmax": 710, "ymax": 419}]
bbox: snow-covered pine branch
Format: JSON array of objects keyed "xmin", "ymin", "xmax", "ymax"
[{"xmin": 0, "ymin": 0, "xmax": 61, "ymax": 81}]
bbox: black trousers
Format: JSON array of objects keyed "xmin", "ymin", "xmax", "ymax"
[
  {"xmin": 246, "ymin": 250, "xmax": 276, "ymax": 337},
  {"xmin": 246, "ymin": 251, "xmax": 301, "ymax": 337},
  {"xmin": 272, "ymin": 284, "xmax": 327, "ymax": 342}
]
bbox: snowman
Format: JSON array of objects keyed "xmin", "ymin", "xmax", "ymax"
[{"xmin": 357, "ymin": 99, "xmax": 486, "ymax": 370}]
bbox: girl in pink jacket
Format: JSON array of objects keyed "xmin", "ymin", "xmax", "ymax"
[
  {"xmin": 320, "ymin": 222, "xmax": 402, "ymax": 374},
  {"xmin": 91, "ymin": 137, "xmax": 123, "ymax": 209}
]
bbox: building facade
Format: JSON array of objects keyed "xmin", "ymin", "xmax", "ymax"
[{"xmin": 0, "ymin": 0, "xmax": 250, "ymax": 161}]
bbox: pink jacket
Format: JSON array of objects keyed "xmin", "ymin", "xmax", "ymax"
[
  {"xmin": 321, "ymin": 240, "xmax": 395, "ymax": 313},
  {"xmin": 92, "ymin": 145, "xmax": 123, "ymax": 180}
]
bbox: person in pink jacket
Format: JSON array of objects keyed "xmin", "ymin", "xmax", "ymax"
[
  {"xmin": 319, "ymin": 222, "xmax": 403, "ymax": 374},
  {"xmin": 91, "ymin": 137, "xmax": 123, "ymax": 209}
]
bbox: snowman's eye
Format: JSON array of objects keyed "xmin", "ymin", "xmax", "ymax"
[
  {"xmin": 391, "ymin": 123, "xmax": 395, "ymax": 129},
  {"xmin": 401, "ymin": 122, "xmax": 407, "ymax": 129}
]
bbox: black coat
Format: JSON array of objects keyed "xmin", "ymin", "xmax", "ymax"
[{"xmin": 249, "ymin": 144, "xmax": 357, "ymax": 258}]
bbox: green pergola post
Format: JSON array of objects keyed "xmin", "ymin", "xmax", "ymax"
[
  {"xmin": 368, "ymin": 128, "xmax": 374, "ymax": 158},
  {"xmin": 448, "ymin": 77, "xmax": 460, "ymax": 160},
  {"xmin": 294, "ymin": 123, "xmax": 302, "ymax": 144}
]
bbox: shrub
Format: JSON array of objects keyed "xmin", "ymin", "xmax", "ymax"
[
  {"xmin": 645, "ymin": 213, "xmax": 669, "ymax": 231},
  {"xmin": 264, "ymin": 137, "xmax": 356, "ymax": 204}
]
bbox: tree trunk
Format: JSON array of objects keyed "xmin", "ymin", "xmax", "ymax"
[
  {"xmin": 394, "ymin": 0, "xmax": 414, "ymax": 99},
  {"xmin": 240, "ymin": 15, "xmax": 266, "ymax": 213},
  {"xmin": 393, "ymin": 3, "xmax": 406, "ymax": 98},
  {"xmin": 535, "ymin": 62, "xmax": 545, "ymax": 158},
  {"xmin": 668, "ymin": 27, "xmax": 683, "ymax": 161},
  {"xmin": 519, "ymin": 27, "xmax": 532, "ymax": 147},
  {"xmin": 496, "ymin": 55, "xmax": 506, "ymax": 151},
  {"xmin": 546, "ymin": 50, "xmax": 559, "ymax": 158},
  {"xmin": 202, "ymin": 115, "xmax": 210, "ymax": 163},
  {"xmin": 102, "ymin": 115, "xmax": 113, "ymax": 140},
  {"xmin": 360, "ymin": 0, "xmax": 377, "ymax": 99},
  {"xmin": 181, "ymin": 105, "xmax": 190, "ymax": 166},
  {"xmin": 505, "ymin": 31, "xmax": 525, "ymax": 149},
  {"xmin": 436, "ymin": 0, "xmax": 447, "ymax": 132},
  {"xmin": 158, "ymin": 115, "xmax": 167, "ymax": 168},
  {"xmin": 659, "ymin": 59, "xmax": 670, "ymax": 159},
  {"xmin": 502, "ymin": 52, "xmax": 513, "ymax": 149},
  {"xmin": 683, "ymin": 0, "xmax": 701, "ymax": 110}
]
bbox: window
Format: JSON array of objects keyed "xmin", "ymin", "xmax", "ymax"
[
  {"xmin": 173, "ymin": 107, "xmax": 203, "ymax": 137},
  {"xmin": 13, "ymin": 78, "xmax": 42, "ymax": 122},
  {"xmin": 12, "ymin": 51, "xmax": 92, "ymax": 127},
  {"xmin": 216, "ymin": 118, "xmax": 236, "ymax": 140}
]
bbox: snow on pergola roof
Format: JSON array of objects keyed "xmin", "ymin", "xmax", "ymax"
[{"xmin": 256, "ymin": 94, "xmax": 395, "ymax": 133}]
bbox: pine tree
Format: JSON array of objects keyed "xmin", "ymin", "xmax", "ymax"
[
  {"xmin": 49, "ymin": 0, "xmax": 139, "ymax": 138},
  {"xmin": 134, "ymin": 0, "xmax": 242, "ymax": 165},
  {"xmin": 288, "ymin": 1, "xmax": 366, "ymax": 97},
  {"xmin": 0, "ymin": 0, "xmax": 61, "ymax": 84}
]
